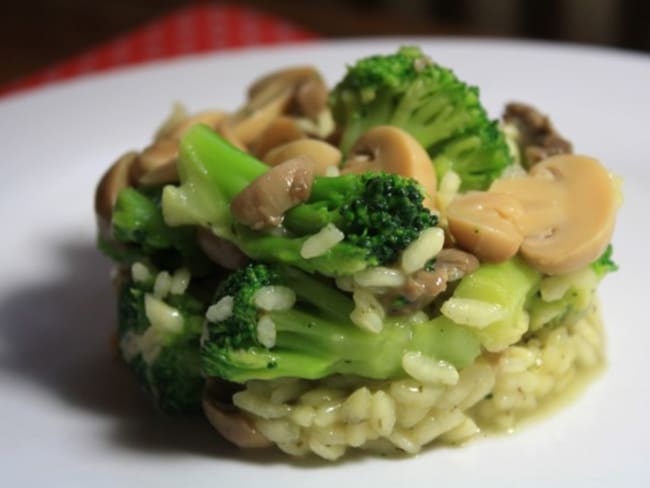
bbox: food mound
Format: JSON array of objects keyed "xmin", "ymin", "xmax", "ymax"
[{"xmin": 95, "ymin": 47, "xmax": 620, "ymax": 460}]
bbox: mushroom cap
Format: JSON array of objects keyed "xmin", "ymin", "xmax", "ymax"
[
  {"xmin": 491, "ymin": 154, "xmax": 617, "ymax": 275},
  {"xmin": 230, "ymin": 156, "xmax": 315, "ymax": 230},
  {"xmin": 263, "ymin": 139, "xmax": 342, "ymax": 175},
  {"xmin": 252, "ymin": 115, "xmax": 306, "ymax": 158},
  {"xmin": 129, "ymin": 139, "xmax": 179, "ymax": 186},
  {"xmin": 446, "ymin": 192, "xmax": 525, "ymax": 263},
  {"xmin": 294, "ymin": 76, "xmax": 329, "ymax": 120},
  {"xmin": 247, "ymin": 66, "xmax": 321, "ymax": 100},
  {"xmin": 343, "ymin": 125, "xmax": 437, "ymax": 210}
]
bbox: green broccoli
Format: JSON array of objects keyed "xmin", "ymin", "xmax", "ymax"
[
  {"xmin": 429, "ymin": 122, "xmax": 512, "ymax": 191},
  {"xmin": 329, "ymin": 46, "xmax": 511, "ymax": 190},
  {"xmin": 526, "ymin": 246, "xmax": 618, "ymax": 331},
  {"xmin": 201, "ymin": 263, "xmax": 480, "ymax": 383},
  {"xmin": 591, "ymin": 244, "xmax": 618, "ymax": 278},
  {"xmin": 102, "ymin": 186, "xmax": 214, "ymax": 275},
  {"xmin": 162, "ymin": 125, "xmax": 438, "ymax": 276},
  {"xmin": 117, "ymin": 265, "xmax": 207, "ymax": 413}
]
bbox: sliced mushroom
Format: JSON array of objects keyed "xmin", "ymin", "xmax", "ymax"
[
  {"xmin": 490, "ymin": 154, "xmax": 617, "ymax": 275},
  {"xmin": 435, "ymin": 248, "xmax": 480, "ymax": 281},
  {"xmin": 343, "ymin": 126, "xmax": 437, "ymax": 210},
  {"xmin": 503, "ymin": 102, "xmax": 572, "ymax": 167},
  {"xmin": 166, "ymin": 110, "xmax": 227, "ymax": 140},
  {"xmin": 251, "ymin": 116, "xmax": 306, "ymax": 158},
  {"xmin": 203, "ymin": 395, "xmax": 270, "ymax": 448},
  {"xmin": 230, "ymin": 156, "xmax": 315, "ymax": 230},
  {"xmin": 95, "ymin": 151, "xmax": 139, "ymax": 229},
  {"xmin": 295, "ymin": 109, "xmax": 336, "ymax": 139},
  {"xmin": 399, "ymin": 268, "xmax": 449, "ymax": 311},
  {"xmin": 129, "ymin": 139, "xmax": 179, "ymax": 186},
  {"xmin": 216, "ymin": 119, "xmax": 248, "ymax": 151},
  {"xmin": 228, "ymin": 80, "xmax": 294, "ymax": 146},
  {"xmin": 263, "ymin": 139, "xmax": 341, "ymax": 175},
  {"xmin": 384, "ymin": 248, "xmax": 478, "ymax": 314},
  {"xmin": 153, "ymin": 102, "xmax": 188, "ymax": 141},
  {"xmin": 446, "ymin": 192, "xmax": 525, "ymax": 263},
  {"xmin": 197, "ymin": 227, "xmax": 249, "ymax": 270},
  {"xmin": 294, "ymin": 76, "xmax": 328, "ymax": 120},
  {"xmin": 248, "ymin": 66, "xmax": 321, "ymax": 100},
  {"xmin": 229, "ymin": 66, "xmax": 328, "ymax": 147}
]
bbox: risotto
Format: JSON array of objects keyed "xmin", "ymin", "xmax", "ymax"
[
  {"xmin": 95, "ymin": 46, "xmax": 620, "ymax": 461},
  {"xmin": 223, "ymin": 288, "xmax": 603, "ymax": 460}
]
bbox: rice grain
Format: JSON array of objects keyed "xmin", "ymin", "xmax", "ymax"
[{"xmin": 300, "ymin": 224, "xmax": 344, "ymax": 258}]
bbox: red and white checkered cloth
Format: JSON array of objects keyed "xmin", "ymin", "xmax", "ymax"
[{"xmin": 0, "ymin": 4, "xmax": 318, "ymax": 98}]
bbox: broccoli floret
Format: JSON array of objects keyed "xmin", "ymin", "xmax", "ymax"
[
  {"xmin": 105, "ymin": 186, "xmax": 214, "ymax": 275},
  {"xmin": 162, "ymin": 125, "xmax": 438, "ymax": 276},
  {"xmin": 284, "ymin": 171, "xmax": 438, "ymax": 265},
  {"xmin": 118, "ymin": 267, "xmax": 207, "ymax": 413},
  {"xmin": 430, "ymin": 121, "xmax": 512, "ymax": 191},
  {"xmin": 201, "ymin": 264, "xmax": 480, "ymax": 383},
  {"xmin": 329, "ymin": 46, "xmax": 511, "ymax": 190},
  {"xmin": 591, "ymin": 244, "xmax": 618, "ymax": 278}
]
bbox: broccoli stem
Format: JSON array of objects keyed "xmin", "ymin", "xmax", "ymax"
[
  {"xmin": 201, "ymin": 263, "xmax": 481, "ymax": 383},
  {"xmin": 204, "ymin": 312, "xmax": 480, "ymax": 383},
  {"xmin": 282, "ymin": 202, "xmax": 338, "ymax": 235},
  {"xmin": 235, "ymin": 228, "xmax": 368, "ymax": 276},
  {"xmin": 281, "ymin": 176, "xmax": 360, "ymax": 234},
  {"xmin": 162, "ymin": 124, "xmax": 267, "ymax": 236},
  {"xmin": 452, "ymin": 257, "xmax": 541, "ymax": 352},
  {"xmin": 201, "ymin": 264, "xmax": 481, "ymax": 383},
  {"xmin": 267, "ymin": 309, "xmax": 414, "ymax": 378},
  {"xmin": 109, "ymin": 186, "xmax": 213, "ymax": 274},
  {"xmin": 182, "ymin": 123, "xmax": 268, "ymax": 199},
  {"xmin": 276, "ymin": 265, "xmax": 353, "ymax": 322}
]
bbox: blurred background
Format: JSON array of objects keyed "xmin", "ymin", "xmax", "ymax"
[{"xmin": 1, "ymin": 0, "xmax": 648, "ymax": 87}]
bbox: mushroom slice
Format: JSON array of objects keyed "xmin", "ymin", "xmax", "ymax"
[
  {"xmin": 503, "ymin": 102, "xmax": 572, "ymax": 167},
  {"xmin": 197, "ymin": 227, "xmax": 249, "ymax": 270},
  {"xmin": 129, "ymin": 139, "xmax": 179, "ymax": 186},
  {"xmin": 343, "ymin": 126, "xmax": 437, "ymax": 210},
  {"xmin": 230, "ymin": 66, "xmax": 327, "ymax": 147},
  {"xmin": 252, "ymin": 116, "xmax": 306, "ymax": 158},
  {"xmin": 228, "ymin": 80, "xmax": 293, "ymax": 146},
  {"xmin": 95, "ymin": 151, "xmax": 139, "ymax": 227},
  {"xmin": 435, "ymin": 248, "xmax": 480, "ymax": 281},
  {"xmin": 263, "ymin": 139, "xmax": 341, "ymax": 176},
  {"xmin": 396, "ymin": 268, "xmax": 449, "ymax": 313},
  {"xmin": 230, "ymin": 156, "xmax": 315, "ymax": 230},
  {"xmin": 446, "ymin": 192, "xmax": 525, "ymax": 263},
  {"xmin": 203, "ymin": 396, "xmax": 271, "ymax": 449},
  {"xmin": 294, "ymin": 76, "xmax": 328, "ymax": 121},
  {"xmin": 248, "ymin": 66, "xmax": 321, "ymax": 100},
  {"xmin": 137, "ymin": 111, "xmax": 227, "ymax": 186},
  {"xmin": 166, "ymin": 110, "xmax": 227, "ymax": 140},
  {"xmin": 490, "ymin": 154, "xmax": 617, "ymax": 275},
  {"xmin": 216, "ymin": 119, "xmax": 248, "ymax": 152},
  {"xmin": 153, "ymin": 102, "xmax": 188, "ymax": 141}
]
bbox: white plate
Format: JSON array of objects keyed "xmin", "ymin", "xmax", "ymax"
[{"xmin": 1, "ymin": 39, "xmax": 648, "ymax": 487}]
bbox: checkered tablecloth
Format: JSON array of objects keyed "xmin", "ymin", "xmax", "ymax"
[{"xmin": 0, "ymin": 4, "xmax": 317, "ymax": 98}]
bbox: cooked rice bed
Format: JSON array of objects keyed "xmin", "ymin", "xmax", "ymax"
[{"xmin": 234, "ymin": 302, "xmax": 604, "ymax": 460}]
